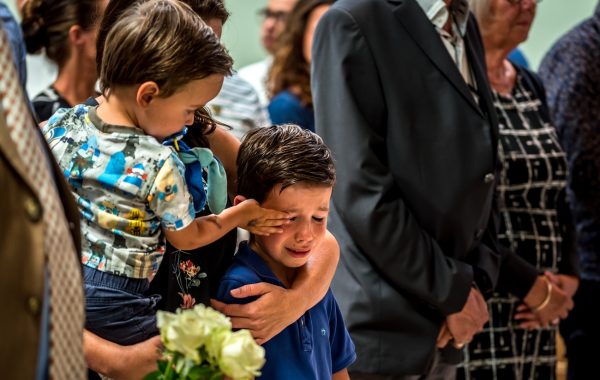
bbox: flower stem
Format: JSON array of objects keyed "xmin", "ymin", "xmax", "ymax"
[{"xmin": 164, "ymin": 354, "xmax": 175, "ymax": 379}]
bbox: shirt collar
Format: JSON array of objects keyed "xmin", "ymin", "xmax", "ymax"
[
  {"xmin": 415, "ymin": 0, "xmax": 470, "ymax": 36},
  {"xmin": 235, "ymin": 241, "xmax": 284, "ymax": 286}
]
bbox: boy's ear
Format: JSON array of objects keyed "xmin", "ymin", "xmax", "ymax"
[
  {"xmin": 233, "ymin": 195, "xmax": 247, "ymax": 206},
  {"xmin": 136, "ymin": 82, "xmax": 160, "ymax": 107}
]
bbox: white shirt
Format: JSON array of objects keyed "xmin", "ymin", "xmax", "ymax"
[
  {"xmin": 416, "ymin": 0, "xmax": 477, "ymax": 100},
  {"xmin": 238, "ymin": 56, "xmax": 272, "ymax": 108}
]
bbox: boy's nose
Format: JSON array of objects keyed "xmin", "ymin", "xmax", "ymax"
[{"xmin": 295, "ymin": 221, "xmax": 313, "ymax": 243}]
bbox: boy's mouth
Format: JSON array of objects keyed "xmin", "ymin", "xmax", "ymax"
[{"xmin": 286, "ymin": 247, "xmax": 311, "ymax": 258}]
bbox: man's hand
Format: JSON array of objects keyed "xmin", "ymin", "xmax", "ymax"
[
  {"xmin": 110, "ymin": 336, "xmax": 162, "ymax": 380},
  {"xmin": 84, "ymin": 331, "xmax": 162, "ymax": 380},
  {"xmin": 436, "ymin": 322, "xmax": 453, "ymax": 348},
  {"xmin": 446, "ymin": 287, "xmax": 489, "ymax": 348},
  {"xmin": 211, "ymin": 282, "xmax": 306, "ymax": 345}
]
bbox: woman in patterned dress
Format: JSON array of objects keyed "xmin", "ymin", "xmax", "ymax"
[{"xmin": 457, "ymin": 0, "xmax": 579, "ymax": 379}]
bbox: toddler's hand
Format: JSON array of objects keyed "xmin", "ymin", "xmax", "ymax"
[{"xmin": 237, "ymin": 199, "xmax": 289, "ymax": 235}]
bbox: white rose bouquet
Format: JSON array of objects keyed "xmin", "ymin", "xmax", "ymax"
[{"xmin": 144, "ymin": 304, "xmax": 265, "ymax": 380}]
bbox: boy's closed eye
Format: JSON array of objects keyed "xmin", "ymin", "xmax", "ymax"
[{"xmin": 288, "ymin": 216, "xmax": 326, "ymax": 223}]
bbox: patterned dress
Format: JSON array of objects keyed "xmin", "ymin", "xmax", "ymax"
[{"xmin": 457, "ymin": 66, "xmax": 574, "ymax": 380}]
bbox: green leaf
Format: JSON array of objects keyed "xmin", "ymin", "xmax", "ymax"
[
  {"xmin": 143, "ymin": 371, "xmax": 163, "ymax": 380},
  {"xmin": 187, "ymin": 366, "xmax": 216, "ymax": 380},
  {"xmin": 157, "ymin": 360, "xmax": 169, "ymax": 373}
]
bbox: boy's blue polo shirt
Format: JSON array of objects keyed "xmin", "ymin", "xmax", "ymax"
[{"xmin": 216, "ymin": 242, "xmax": 356, "ymax": 379}]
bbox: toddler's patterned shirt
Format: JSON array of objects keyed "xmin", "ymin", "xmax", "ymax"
[{"xmin": 43, "ymin": 105, "xmax": 195, "ymax": 279}]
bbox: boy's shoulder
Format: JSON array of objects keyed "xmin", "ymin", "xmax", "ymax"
[
  {"xmin": 216, "ymin": 242, "xmax": 282, "ymax": 304},
  {"xmin": 221, "ymin": 243, "xmax": 278, "ymax": 285}
]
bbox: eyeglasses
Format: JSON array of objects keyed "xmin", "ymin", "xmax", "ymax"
[
  {"xmin": 257, "ymin": 8, "xmax": 289, "ymax": 23},
  {"xmin": 506, "ymin": 0, "xmax": 542, "ymax": 4}
]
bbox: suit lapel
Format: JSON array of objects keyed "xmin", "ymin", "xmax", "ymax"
[
  {"xmin": 464, "ymin": 29, "xmax": 499, "ymax": 146},
  {"xmin": 0, "ymin": 104, "xmax": 38, "ymax": 193},
  {"xmin": 391, "ymin": 0, "xmax": 482, "ymax": 116}
]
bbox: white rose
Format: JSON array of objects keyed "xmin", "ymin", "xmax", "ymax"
[
  {"xmin": 157, "ymin": 309, "xmax": 209, "ymax": 363},
  {"xmin": 218, "ymin": 330, "xmax": 265, "ymax": 380},
  {"xmin": 192, "ymin": 304, "xmax": 232, "ymax": 331}
]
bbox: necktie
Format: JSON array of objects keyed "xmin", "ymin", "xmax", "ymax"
[{"xmin": 0, "ymin": 28, "xmax": 86, "ymax": 379}]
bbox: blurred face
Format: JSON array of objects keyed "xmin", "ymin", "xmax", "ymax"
[
  {"xmin": 302, "ymin": 4, "xmax": 330, "ymax": 63},
  {"xmin": 251, "ymin": 183, "xmax": 332, "ymax": 283},
  {"xmin": 260, "ymin": 0, "xmax": 298, "ymax": 54},
  {"xmin": 484, "ymin": 0, "xmax": 537, "ymax": 49},
  {"xmin": 138, "ymin": 74, "xmax": 224, "ymax": 140}
]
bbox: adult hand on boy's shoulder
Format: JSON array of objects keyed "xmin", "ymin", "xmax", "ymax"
[{"xmin": 211, "ymin": 282, "xmax": 302, "ymax": 345}]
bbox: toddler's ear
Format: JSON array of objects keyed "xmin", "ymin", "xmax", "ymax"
[
  {"xmin": 233, "ymin": 195, "xmax": 247, "ymax": 206},
  {"xmin": 137, "ymin": 81, "xmax": 160, "ymax": 107}
]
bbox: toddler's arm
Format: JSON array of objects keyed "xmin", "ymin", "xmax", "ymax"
[{"xmin": 164, "ymin": 199, "xmax": 289, "ymax": 250}]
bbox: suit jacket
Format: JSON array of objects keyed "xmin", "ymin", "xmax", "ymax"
[
  {"xmin": 0, "ymin": 103, "xmax": 81, "ymax": 379},
  {"xmin": 312, "ymin": 0, "xmax": 501, "ymax": 374}
]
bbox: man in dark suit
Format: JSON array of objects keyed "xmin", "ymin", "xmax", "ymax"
[{"xmin": 312, "ymin": 0, "xmax": 501, "ymax": 377}]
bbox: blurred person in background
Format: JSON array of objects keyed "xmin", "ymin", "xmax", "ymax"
[
  {"xmin": 238, "ymin": 0, "xmax": 298, "ymax": 107},
  {"xmin": 458, "ymin": 0, "xmax": 578, "ymax": 378},
  {"xmin": 21, "ymin": 0, "xmax": 108, "ymax": 121},
  {"xmin": 203, "ymin": 1, "xmax": 270, "ymax": 141},
  {"xmin": 267, "ymin": 0, "xmax": 332, "ymax": 132},
  {"xmin": 1, "ymin": 1, "xmax": 27, "ymax": 88},
  {"xmin": 539, "ymin": 3, "xmax": 600, "ymax": 379}
]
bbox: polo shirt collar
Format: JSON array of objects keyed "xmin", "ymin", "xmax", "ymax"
[{"xmin": 236, "ymin": 241, "xmax": 283, "ymax": 286}]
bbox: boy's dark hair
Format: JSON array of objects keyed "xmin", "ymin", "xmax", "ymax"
[
  {"xmin": 185, "ymin": 0, "xmax": 230, "ymax": 23},
  {"xmin": 95, "ymin": 0, "xmax": 230, "ymax": 77},
  {"xmin": 237, "ymin": 124, "xmax": 336, "ymax": 203},
  {"xmin": 99, "ymin": 0, "xmax": 233, "ymax": 98}
]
